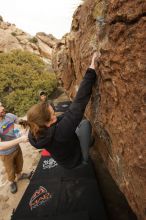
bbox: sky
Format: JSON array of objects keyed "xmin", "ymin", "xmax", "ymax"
[{"xmin": 0, "ymin": 0, "xmax": 82, "ymax": 39}]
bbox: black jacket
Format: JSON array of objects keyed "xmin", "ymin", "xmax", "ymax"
[{"xmin": 29, "ymin": 68, "xmax": 97, "ymax": 168}]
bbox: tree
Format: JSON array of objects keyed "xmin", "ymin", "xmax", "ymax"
[{"xmin": 0, "ymin": 50, "xmax": 57, "ymax": 116}]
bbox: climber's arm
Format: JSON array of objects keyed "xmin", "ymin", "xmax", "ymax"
[{"xmin": 56, "ymin": 52, "xmax": 99, "ymax": 141}]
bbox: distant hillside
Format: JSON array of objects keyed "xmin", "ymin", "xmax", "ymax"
[{"xmin": 0, "ymin": 16, "xmax": 58, "ymax": 67}]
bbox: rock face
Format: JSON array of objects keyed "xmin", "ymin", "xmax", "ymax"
[
  {"xmin": 0, "ymin": 17, "xmax": 58, "ymax": 62},
  {"xmin": 52, "ymin": 0, "xmax": 146, "ymax": 219}
]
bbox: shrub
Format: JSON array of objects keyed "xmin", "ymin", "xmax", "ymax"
[
  {"xmin": 29, "ymin": 37, "xmax": 38, "ymax": 44},
  {"xmin": 0, "ymin": 50, "xmax": 57, "ymax": 116},
  {"xmin": 11, "ymin": 32, "xmax": 17, "ymax": 37}
]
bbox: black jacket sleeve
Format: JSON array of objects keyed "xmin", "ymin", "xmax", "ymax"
[{"xmin": 55, "ymin": 68, "xmax": 97, "ymax": 141}]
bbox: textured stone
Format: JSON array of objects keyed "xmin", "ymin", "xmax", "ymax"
[
  {"xmin": 52, "ymin": 0, "xmax": 146, "ymax": 219},
  {"xmin": 0, "ymin": 18, "xmax": 58, "ymax": 64},
  {"xmin": 0, "ymin": 29, "xmax": 23, "ymax": 52},
  {"xmin": 36, "ymin": 32, "xmax": 58, "ymax": 48},
  {"xmin": 2, "ymin": 203, "xmax": 9, "ymax": 210}
]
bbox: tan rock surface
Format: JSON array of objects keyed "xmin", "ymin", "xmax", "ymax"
[
  {"xmin": 0, "ymin": 29, "xmax": 23, "ymax": 52},
  {"xmin": 0, "ymin": 17, "xmax": 58, "ymax": 63}
]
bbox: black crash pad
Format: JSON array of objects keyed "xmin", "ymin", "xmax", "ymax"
[
  {"xmin": 11, "ymin": 156, "xmax": 107, "ymax": 220},
  {"xmin": 14, "ymin": 211, "xmax": 90, "ymax": 220}
]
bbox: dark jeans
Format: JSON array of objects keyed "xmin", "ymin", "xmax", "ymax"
[{"xmin": 76, "ymin": 119, "xmax": 92, "ymax": 162}]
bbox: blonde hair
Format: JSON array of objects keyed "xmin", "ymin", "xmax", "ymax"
[{"xmin": 27, "ymin": 102, "xmax": 51, "ymax": 138}]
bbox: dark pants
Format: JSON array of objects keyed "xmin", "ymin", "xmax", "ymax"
[{"xmin": 76, "ymin": 119, "xmax": 92, "ymax": 162}]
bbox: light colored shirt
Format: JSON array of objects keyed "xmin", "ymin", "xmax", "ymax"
[{"xmin": 0, "ymin": 113, "xmax": 18, "ymax": 155}]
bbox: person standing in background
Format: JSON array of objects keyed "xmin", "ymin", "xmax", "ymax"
[
  {"xmin": 0, "ymin": 105, "xmax": 30, "ymax": 194},
  {"xmin": 38, "ymin": 90, "xmax": 48, "ymax": 103}
]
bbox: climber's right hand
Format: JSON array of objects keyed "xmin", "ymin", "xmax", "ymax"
[{"xmin": 89, "ymin": 52, "xmax": 100, "ymax": 70}]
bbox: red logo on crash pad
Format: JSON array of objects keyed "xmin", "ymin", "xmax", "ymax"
[{"xmin": 29, "ymin": 186, "xmax": 52, "ymax": 210}]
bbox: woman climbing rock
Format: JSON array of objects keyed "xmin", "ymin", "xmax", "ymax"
[{"xmin": 27, "ymin": 52, "xmax": 99, "ymax": 169}]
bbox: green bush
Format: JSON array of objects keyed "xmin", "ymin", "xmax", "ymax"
[
  {"xmin": 11, "ymin": 32, "xmax": 17, "ymax": 37},
  {"xmin": 0, "ymin": 50, "xmax": 57, "ymax": 116},
  {"xmin": 29, "ymin": 37, "xmax": 38, "ymax": 44}
]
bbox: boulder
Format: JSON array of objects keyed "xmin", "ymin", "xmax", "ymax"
[{"xmin": 0, "ymin": 18, "xmax": 58, "ymax": 64}]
